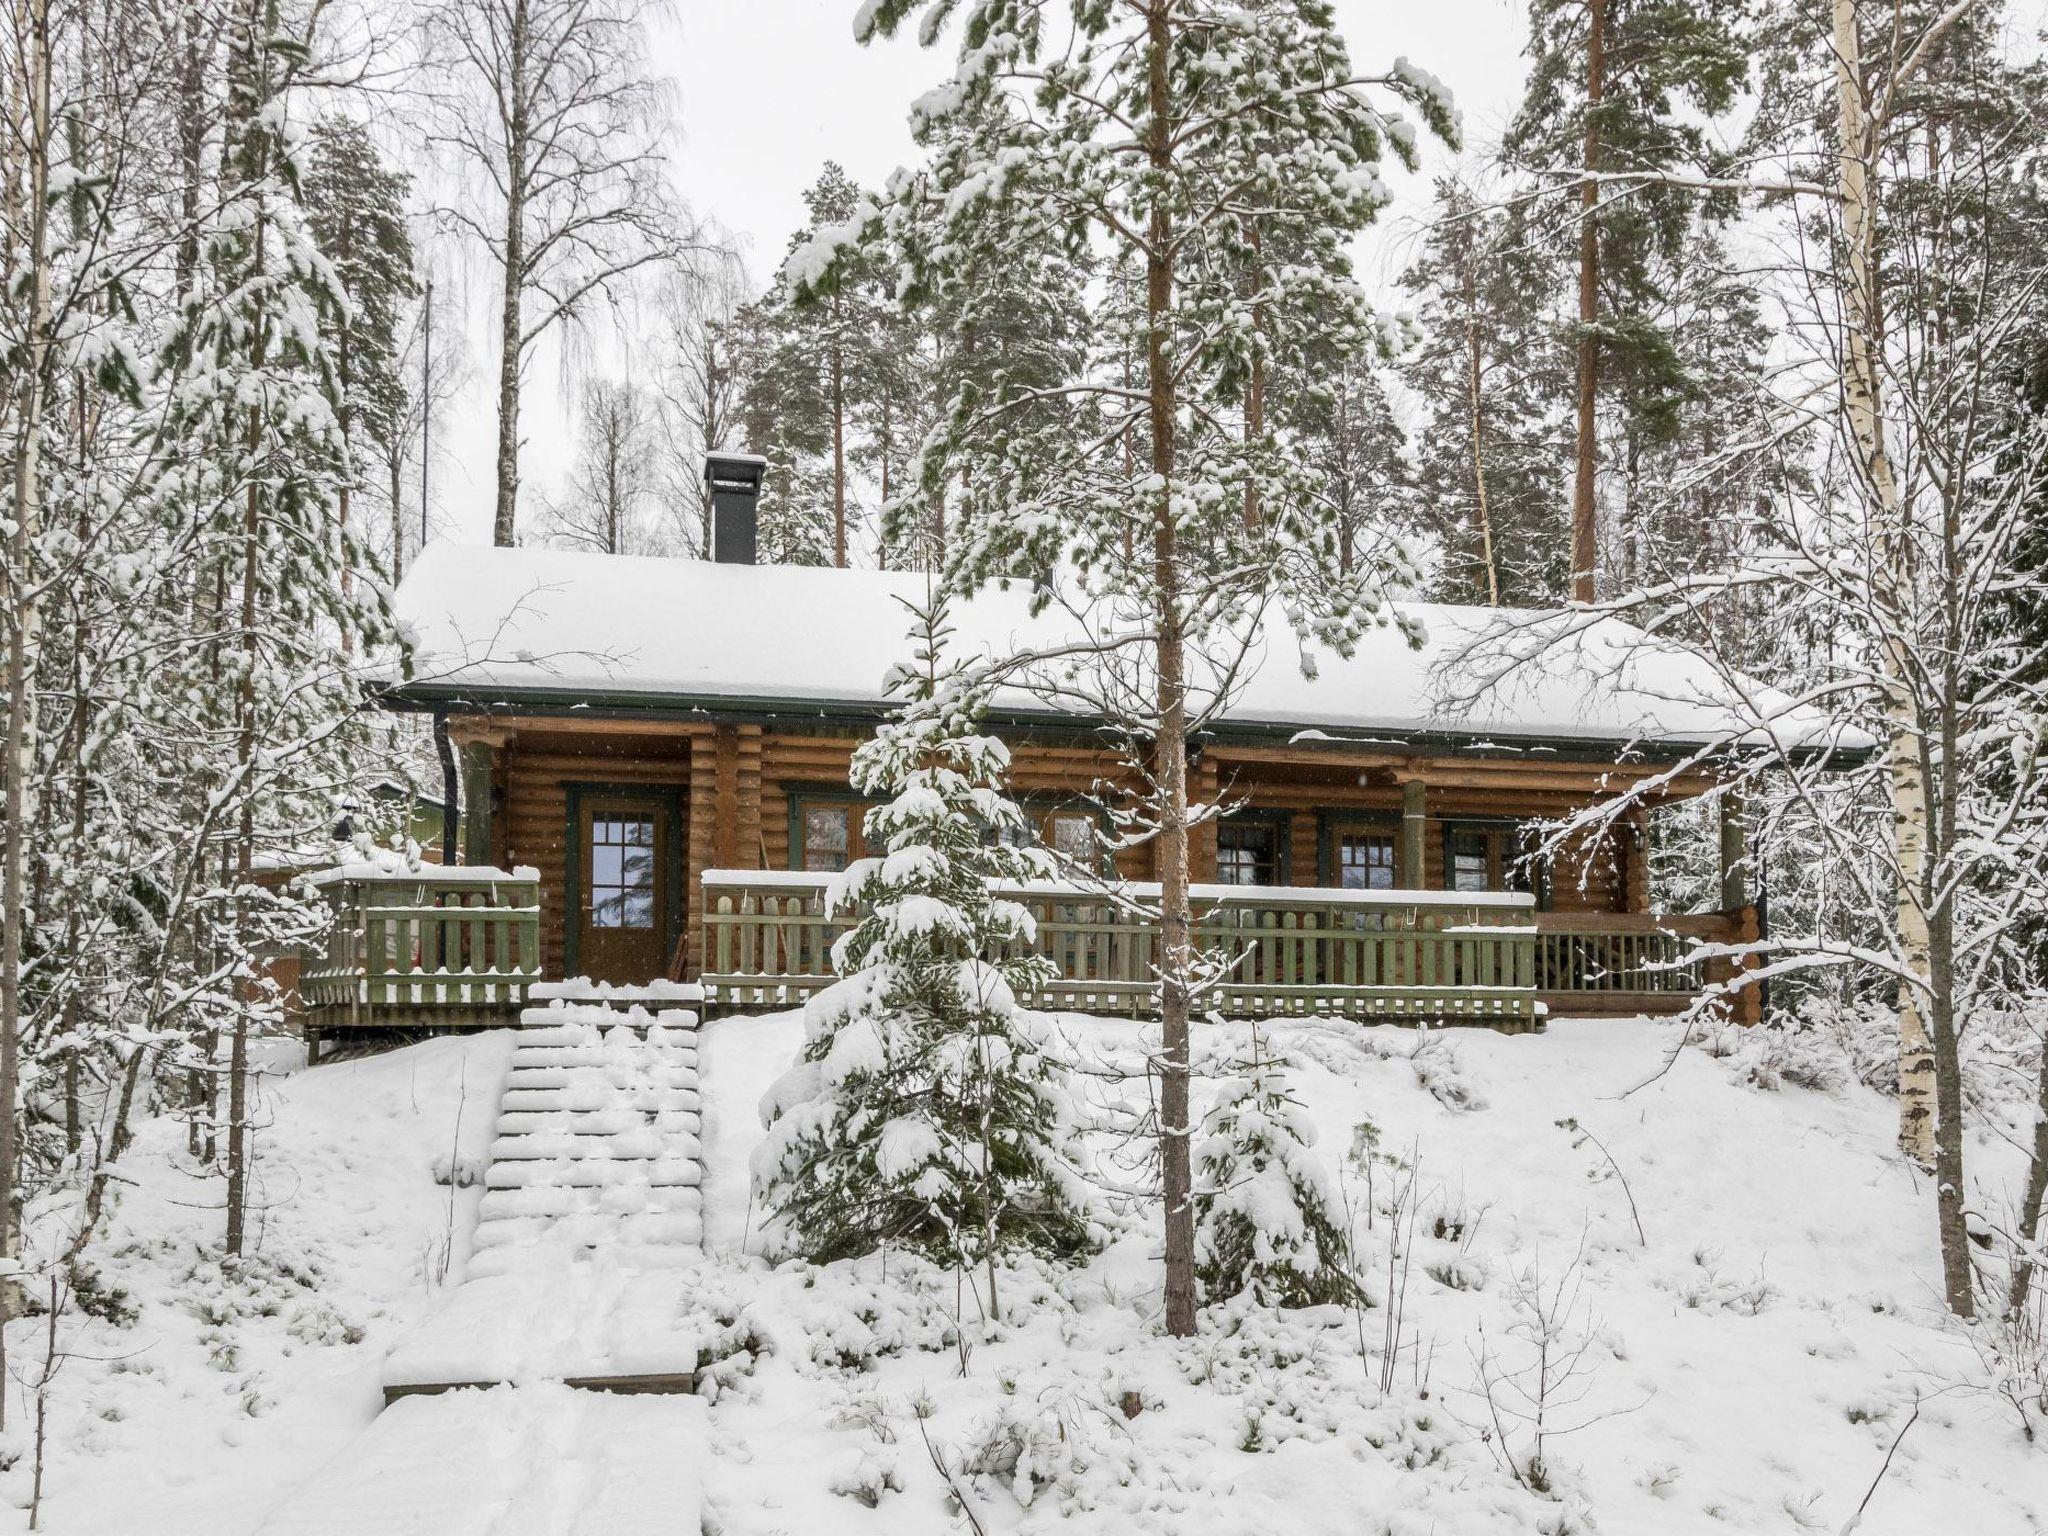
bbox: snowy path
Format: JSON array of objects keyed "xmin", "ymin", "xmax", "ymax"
[
  {"xmin": 258, "ymin": 992, "xmax": 714, "ymax": 1535},
  {"xmin": 256, "ymin": 1384, "xmax": 706, "ymax": 1536}
]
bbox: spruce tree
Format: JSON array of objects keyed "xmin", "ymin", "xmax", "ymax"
[
  {"xmin": 753, "ymin": 593, "xmax": 1091, "ymax": 1300},
  {"xmin": 304, "ymin": 116, "xmax": 418, "ymax": 589},
  {"xmin": 152, "ymin": 0, "xmax": 388, "ymax": 1254},
  {"xmin": 1194, "ymin": 1026, "xmax": 1362, "ymax": 1308}
]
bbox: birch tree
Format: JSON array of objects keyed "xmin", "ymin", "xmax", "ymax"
[{"xmin": 422, "ymin": 0, "xmax": 691, "ymax": 546}]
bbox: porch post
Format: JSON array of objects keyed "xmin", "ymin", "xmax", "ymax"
[
  {"xmin": 1717, "ymin": 787, "xmax": 1747, "ymax": 910},
  {"xmin": 459, "ymin": 738, "xmax": 497, "ymax": 868},
  {"xmin": 1400, "ymin": 777, "xmax": 1427, "ymax": 890}
]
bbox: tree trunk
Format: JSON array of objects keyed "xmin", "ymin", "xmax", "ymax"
[
  {"xmin": 1570, "ymin": 0, "xmax": 1605, "ymax": 604},
  {"xmin": 491, "ymin": 0, "xmax": 529, "ymax": 548},
  {"xmin": 1463, "ymin": 264, "xmax": 1501, "ymax": 605},
  {"xmin": 388, "ymin": 440, "xmax": 404, "ymax": 585},
  {"xmin": 1830, "ymin": 0, "xmax": 1938, "ymax": 1174},
  {"xmin": 1144, "ymin": 0, "xmax": 1196, "ymax": 1341},
  {"xmin": 225, "ymin": 5, "xmax": 271, "ymax": 1255},
  {"xmin": 2008, "ymin": 1043, "xmax": 2048, "ymax": 1320},
  {"xmin": 831, "ymin": 301, "xmax": 847, "ymax": 568},
  {"xmin": 1242, "ymin": 220, "xmax": 1264, "ymax": 531},
  {"xmin": 1, "ymin": 0, "xmax": 54, "ymax": 1315}
]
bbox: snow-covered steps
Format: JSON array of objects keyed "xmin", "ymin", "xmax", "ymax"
[
  {"xmin": 465, "ymin": 995, "xmax": 707, "ymax": 1277},
  {"xmin": 376, "ymin": 984, "xmax": 711, "ymax": 1404},
  {"xmin": 381, "ymin": 1253, "xmax": 711, "ymax": 1399},
  {"xmin": 256, "ymin": 1382, "xmax": 706, "ymax": 1535}
]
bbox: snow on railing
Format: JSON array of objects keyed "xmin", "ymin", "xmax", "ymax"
[
  {"xmin": 698, "ymin": 869, "xmax": 1541, "ymax": 1026},
  {"xmin": 300, "ymin": 863, "xmax": 541, "ymax": 1035}
]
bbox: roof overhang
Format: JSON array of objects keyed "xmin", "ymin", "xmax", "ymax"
[{"xmin": 380, "ymin": 678, "xmax": 1872, "ymax": 773}]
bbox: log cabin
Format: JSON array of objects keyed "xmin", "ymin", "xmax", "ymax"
[{"xmin": 337, "ymin": 457, "xmax": 1855, "ymax": 1045}]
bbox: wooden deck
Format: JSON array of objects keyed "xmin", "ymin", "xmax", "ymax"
[
  {"xmin": 704, "ymin": 872, "xmax": 1551, "ymax": 1026},
  {"xmin": 298, "ymin": 865, "xmax": 1757, "ymax": 1042},
  {"xmin": 299, "ymin": 863, "xmax": 542, "ymax": 1056},
  {"xmin": 700, "ymin": 871, "xmax": 1757, "ymax": 1028}
]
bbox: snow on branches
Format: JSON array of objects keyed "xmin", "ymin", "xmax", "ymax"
[
  {"xmin": 753, "ymin": 591, "xmax": 1092, "ymax": 1293},
  {"xmin": 1195, "ymin": 1025, "xmax": 1363, "ymax": 1309}
]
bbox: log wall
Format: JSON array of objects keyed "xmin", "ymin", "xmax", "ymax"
[{"xmin": 457, "ymin": 713, "xmax": 1672, "ymax": 983}]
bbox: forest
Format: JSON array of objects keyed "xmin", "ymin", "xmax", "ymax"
[{"xmin": 1, "ymin": 0, "xmax": 2046, "ymax": 1530}]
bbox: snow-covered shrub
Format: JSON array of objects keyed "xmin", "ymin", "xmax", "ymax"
[
  {"xmin": 1702, "ymin": 1015, "xmax": 1852, "ymax": 1094},
  {"xmin": 1194, "ymin": 1028, "xmax": 1362, "ymax": 1308},
  {"xmin": 1410, "ymin": 1033, "xmax": 1486, "ymax": 1112},
  {"xmin": 961, "ymin": 1399, "xmax": 1072, "ymax": 1506},
  {"xmin": 753, "ymin": 593, "xmax": 1092, "ymax": 1282},
  {"xmin": 829, "ymin": 1449, "xmax": 904, "ymax": 1506},
  {"xmin": 790, "ymin": 1261, "xmax": 960, "ymax": 1371}
]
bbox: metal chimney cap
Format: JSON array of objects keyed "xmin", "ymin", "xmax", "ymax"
[{"xmin": 705, "ymin": 452, "xmax": 768, "ymax": 488}]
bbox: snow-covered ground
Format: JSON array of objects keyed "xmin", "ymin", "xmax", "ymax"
[{"xmin": 16, "ymin": 1015, "xmax": 2044, "ymax": 1534}]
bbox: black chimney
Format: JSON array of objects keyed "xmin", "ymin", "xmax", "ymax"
[{"xmin": 705, "ymin": 452, "xmax": 766, "ymax": 564}]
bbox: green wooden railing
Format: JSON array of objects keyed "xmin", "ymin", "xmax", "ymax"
[
  {"xmin": 700, "ymin": 873, "xmax": 1542, "ymax": 1026},
  {"xmin": 300, "ymin": 863, "xmax": 540, "ymax": 1033}
]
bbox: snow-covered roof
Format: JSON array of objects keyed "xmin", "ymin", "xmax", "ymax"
[{"xmin": 390, "ymin": 543, "xmax": 1860, "ymax": 757}]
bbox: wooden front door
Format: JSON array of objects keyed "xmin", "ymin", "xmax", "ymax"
[{"xmin": 570, "ymin": 790, "xmax": 679, "ymax": 983}]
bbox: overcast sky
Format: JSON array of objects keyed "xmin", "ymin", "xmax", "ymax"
[
  {"xmin": 662, "ymin": 0, "xmax": 1532, "ymax": 281},
  {"xmin": 430, "ymin": 0, "xmax": 1535, "ymax": 546}
]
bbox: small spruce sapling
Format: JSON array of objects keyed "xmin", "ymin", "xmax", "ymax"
[
  {"xmin": 753, "ymin": 591, "xmax": 1092, "ymax": 1299},
  {"xmin": 1194, "ymin": 1025, "xmax": 1362, "ymax": 1308}
]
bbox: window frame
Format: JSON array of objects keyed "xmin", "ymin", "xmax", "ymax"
[
  {"xmin": 1438, "ymin": 818, "xmax": 1552, "ymax": 907},
  {"xmin": 1213, "ymin": 808, "xmax": 1292, "ymax": 888},
  {"xmin": 786, "ymin": 787, "xmax": 882, "ymax": 874},
  {"xmin": 1317, "ymin": 813, "xmax": 1405, "ymax": 890}
]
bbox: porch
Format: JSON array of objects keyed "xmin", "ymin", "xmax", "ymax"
[
  {"xmin": 299, "ymin": 862, "xmax": 541, "ymax": 1057},
  {"xmin": 295, "ymin": 863, "xmax": 1757, "ymax": 1046},
  {"xmin": 697, "ymin": 871, "xmax": 1760, "ymax": 1029}
]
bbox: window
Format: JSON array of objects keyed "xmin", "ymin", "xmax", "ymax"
[
  {"xmin": 1509, "ymin": 824, "xmax": 1550, "ymax": 907},
  {"xmin": 1047, "ymin": 811, "xmax": 1098, "ymax": 868},
  {"xmin": 1216, "ymin": 820, "xmax": 1282, "ymax": 886},
  {"xmin": 799, "ymin": 803, "xmax": 856, "ymax": 872},
  {"xmin": 1336, "ymin": 830, "xmax": 1398, "ymax": 890},
  {"xmin": 589, "ymin": 815, "xmax": 656, "ymax": 928},
  {"xmin": 1448, "ymin": 827, "xmax": 1492, "ymax": 892}
]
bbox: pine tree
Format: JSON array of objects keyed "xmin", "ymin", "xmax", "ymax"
[
  {"xmin": 753, "ymin": 593, "xmax": 1092, "ymax": 1299},
  {"xmin": 829, "ymin": 0, "xmax": 1457, "ymax": 1334},
  {"xmin": 1195, "ymin": 1027, "xmax": 1361, "ymax": 1308},
  {"xmin": 1505, "ymin": 0, "xmax": 1748, "ymax": 598},
  {"xmin": 735, "ymin": 164, "xmax": 912, "ymax": 566},
  {"xmin": 732, "ymin": 293, "xmax": 838, "ymax": 565},
  {"xmin": 1398, "ymin": 180, "xmax": 1573, "ymax": 605}
]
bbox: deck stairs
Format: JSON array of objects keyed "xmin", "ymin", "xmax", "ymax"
[
  {"xmin": 471, "ymin": 981, "xmax": 706, "ymax": 1274},
  {"xmin": 379, "ymin": 979, "xmax": 711, "ymax": 1403}
]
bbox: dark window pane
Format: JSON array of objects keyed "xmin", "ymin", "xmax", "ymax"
[
  {"xmin": 1450, "ymin": 829, "xmax": 1491, "ymax": 892},
  {"xmin": 1216, "ymin": 822, "xmax": 1279, "ymax": 886},
  {"xmin": 803, "ymin": 805, "xmax": 852, "ymax": 873},
  {"xmin": 1338, "ymin": 833, "xmax": 1397, "ymax": 890},
  {"xmin": 1050, "ymin": 814, "xmax": 1096, "ymax": 866}
]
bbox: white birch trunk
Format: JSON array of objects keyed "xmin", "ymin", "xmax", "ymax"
[{"xmin": 1830, "ymin": 0, "xmax": 1936, "ymax": 1167}]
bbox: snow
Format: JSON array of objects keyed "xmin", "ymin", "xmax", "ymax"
[
  {"xmin": 392, "ymin": 543, "xmax": 1857, "ymax": 751},
  {"xmin": 256, "ymin": 1385, "xmax": 705, "ymax": 1535},
  {"xmin": 304, "ymin": 856, "xmax": 538, "ymax": 887},
  {"xmin": 705, "ymin": 866, "xmax": 1541, "ymax": 909},
  {"xmin": 28, "ymin": 1014, "xmax": 2044, "ymax": 1534}
]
